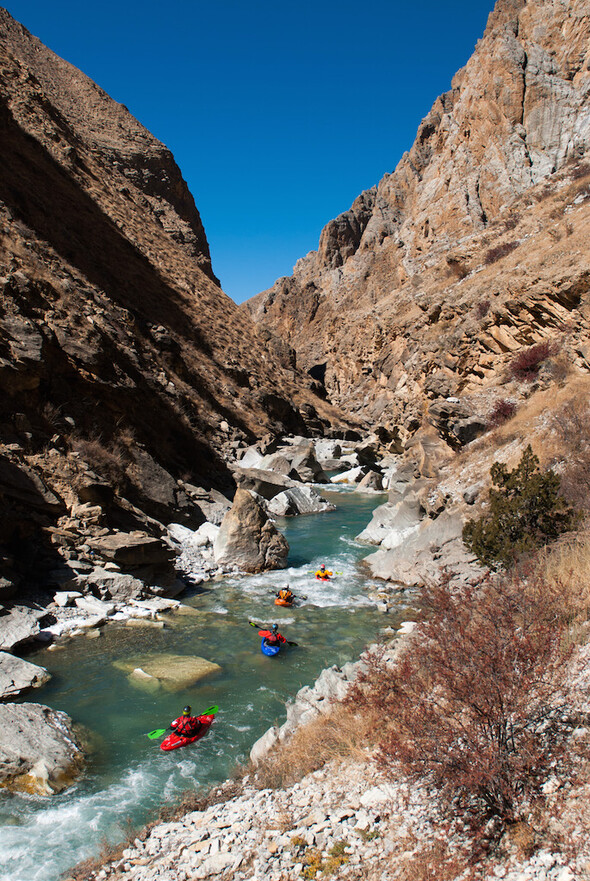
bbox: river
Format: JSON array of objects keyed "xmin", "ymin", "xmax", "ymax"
[{"xmin": 0, "ymin": 486, "xmax": 406, "ymax": 881}]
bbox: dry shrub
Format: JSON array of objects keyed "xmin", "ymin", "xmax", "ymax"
[
  {"xmin": 509, "ymin": 340, "xmax": 556, "ymax": 381},
  {"xmin": 484, "ymin": 241, "xmax": 519, "ymax": 264},
  {"xmin": 251, "ymin": 704, "xmax": 377, "ymax": 790},
  {"xmin": 488, "ymin": 398, "xmax": 517, "ymax": 426},
  {"xmin": 474, "ymin": 298, "xmax": 491, "ymax": 319},
  {"xmin": 551, "ymin": 401, "xmax": 590, "ymax": 513},
  {"xmin": 395, "ymin": 838, "xmax": 470, "ymax": 881},
  {"xmin": 70, "ymin": 435, "xmax": 129, "ymax": 491},
  {"xmin": 348, "ymin": 570, "xmax": 575, "ymax": 824}
]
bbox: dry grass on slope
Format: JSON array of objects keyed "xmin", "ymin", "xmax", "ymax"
[{"xmin": 250, "ymin": 704, "xmax": 380, "ymax": 791}]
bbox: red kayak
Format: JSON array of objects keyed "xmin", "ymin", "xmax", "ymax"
[{"xmin": 160, "ymin": 713, "xmax": 215, "ymax": 751}]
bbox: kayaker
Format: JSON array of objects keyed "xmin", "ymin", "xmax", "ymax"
[
  {"xmin": 258, "ymin": 623, "xmax": 287, "ymax": 648},
  {"xmin": 276, "ymin": 587, "xmax": 294, "ymax": 604},
  {"xmin": 170, "ymin": 705, "xmax": 203, "ymax": 738},
  {"xmin": 315, "ymin": 564, "xmax": 332, "ymax": 580}
]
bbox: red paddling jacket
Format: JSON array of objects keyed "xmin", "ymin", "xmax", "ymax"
[
  {"xmin": 258, "ymin": 629, "xmax": 287, "ymax": 646},
  {"xmin": 171, "ymin": 714, "xmax": 202, "ymax": 737}
]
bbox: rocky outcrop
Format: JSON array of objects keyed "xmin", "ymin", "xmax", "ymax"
[
  {"xmin": 0, "ymin": 701, "xmax": 83, "ymax": 794},
  {"xmin": 0, "ymin": 651, "xmax": 50, "ymax": 698},
  {"xmin": 213, "ymin": 489, "xmax": 289, "ymax": 572},
  {"xmin": 248, "ymin": 0, "xmax": 590, "ymax": 446},
  {"xmin": 0, "ymin": 604, "xmax": 50, "ymax": 652},
  {"xmin": 0, "ymin": 7, "xmax": 349, "ymax": 597}
]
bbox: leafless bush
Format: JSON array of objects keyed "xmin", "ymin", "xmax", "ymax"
[
  {"xmin": 70, "ymin": 435, "xmax": 129, "ymax": 491},
  {"xmin": 348, "ymin": 570, "xmax": 575, "ymax": 824},
  {"xmin": 488, "ymin": 398, "xmax": 517, "ymax": 426},
  {"xmin": 509, "ymin": 341, "xmax": 556, "ymax": 381},
  {"xmin": 474, "ymin": 298, "xmax": 491, "ymax": 319},
  {"xmin": 484, "ymin": 241, "xmax": 519, "ymax": 264},
  {"xmin": 503, "ymin": 214, "xmax": 520, "ymax": 231},
  {"xmin": 446, "ymin": 255, "xmax": 469, "ymax": 279}
]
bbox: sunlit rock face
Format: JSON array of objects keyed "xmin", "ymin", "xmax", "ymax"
[{"xmin": 248, "ymin": 0, "xmax": 590, "ymax": 439}]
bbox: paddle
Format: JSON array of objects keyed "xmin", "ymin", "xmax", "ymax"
[
  {"xmin": 249, "ymin": 620, "xmax": 298, "ymax": 647},
  {"xmin": 307, "ymin": 571, "xmax": 343, "ymax": 576},
  {"xmin": 271, "ymin": 591, "xmax": 307, "ymax": 600},
  {"xmin": 146, "ymin": 705, "xmax": 219, "ymax": 739}
]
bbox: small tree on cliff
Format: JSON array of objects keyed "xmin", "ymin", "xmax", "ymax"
[{"xmin": 463, "ymin": 445, "xmax": 579, "ymax": 570}]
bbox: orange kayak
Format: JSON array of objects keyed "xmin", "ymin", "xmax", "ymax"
[{"xmin": 275, "ymin": 597, "xmax": 294, "ymax": 606}]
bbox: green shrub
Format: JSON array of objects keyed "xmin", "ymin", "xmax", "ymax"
[{"xmin": 463, "ymin": 445, "xmax": 579, "ymax": 569}]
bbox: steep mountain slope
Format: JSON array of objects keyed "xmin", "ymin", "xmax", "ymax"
[
  {"xmin": 0, "ymin": 8, "xmax": 342, "ymax": 593},
  {"xmin": 249, "ymin": 0, "xmax": 590, "ymax": 439}
]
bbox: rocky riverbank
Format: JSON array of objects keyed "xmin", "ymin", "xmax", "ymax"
[{"xmin": 72, "ymin": 637, "xmax": 590, "ymax": 881}]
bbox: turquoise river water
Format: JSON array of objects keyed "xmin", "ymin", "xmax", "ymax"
[{"xmin": 0, "ymin": 487, "xmax": 407, "ymax": 881}]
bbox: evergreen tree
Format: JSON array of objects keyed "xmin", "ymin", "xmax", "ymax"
[{"xmin": 463, "ymin": 445, "xmax": 579, "ymax": 569}]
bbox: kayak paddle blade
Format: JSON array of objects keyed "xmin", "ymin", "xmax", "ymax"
[{"xmin": 147, "ymin": 728, "xmax": 167, "ymax": 739}]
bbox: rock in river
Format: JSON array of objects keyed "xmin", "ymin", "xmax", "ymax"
[
  {"xmin": 113, "ymin": 653, "xmax": 221, "ymax": 692},
  {"xmin": 0, "ymin": 702, "xmax": 84, "ymax": 795},
  {"xmin": 0, "ymin": 651, "xmax": 51, "ymax": 698},
  {"xmin": 214, "ymin": 488, "xmax": 288, "ymax": 572}
]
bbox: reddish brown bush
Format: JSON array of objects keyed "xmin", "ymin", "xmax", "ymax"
[
  {"xmin": 475, "ymin": 298, "xmax": 491, "ymax": 319},
  {"xmin": 509, "ymin": 341, "xmax": 555, "ymax": 381},
  {"xmin": 488, "ymin": 399, "xmax": 517, "ymax": 426},
  {"xmin": 348, "ymin": 571, "xmax": 573, "ymax": 823},
  {"xmin": 484, "ymin": 241, "xmax": 519, "ymax": 264}
]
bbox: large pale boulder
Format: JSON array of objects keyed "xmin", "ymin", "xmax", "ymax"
[
  {"xmin": 0, "ymin": 651, "xmax": 51, "ymax": 698},
  {"xmin": 232, "ymin": 467, "xmax": 294, "ymax": 500},
  {"xmin": 356, "ymin": 470, "xmax": 384, "ymax": 493},
  {"xmin": 363, "ymin": 509, "xmax": 483, "ymax": 587},
  {"xmin": 0, "ymin": 702, "xmax": 84, "ymax": 795},
  {"xmin": 113, "ymin": 653, "xmax": 221, "ymax": 692},
  {"xmin": 0, "ymin": 605, "xmax": 47, "ymax": 652},
  {"xmin": 213, "ymin": 489, "xmax": 289, "ymax": 572},
  {"xmin": 266, "ymin": 485, "xmax": 335, "ymax": 516},
  {"xmin": 356, "ymin": 494, "xmax": 424, "ymax": 547}
]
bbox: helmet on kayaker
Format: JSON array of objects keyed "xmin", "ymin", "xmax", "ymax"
[
  {"xmin": 320, "ymin": 564, "xmax": 326, "ymax": 570},
  {"xmin": 182, "ymin": 706, "xmax": 191, "ymax": 715},
  {"xmin": 272, "ymin": 623, "xmax": 278, "ymax": 633}
]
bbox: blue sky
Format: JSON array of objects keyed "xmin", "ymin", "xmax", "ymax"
[{"xmin": 4, "ymin": 0, "xmax": 493, "ymax": 302}]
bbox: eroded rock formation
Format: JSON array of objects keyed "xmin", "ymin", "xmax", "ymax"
[
  {"xmin": 249, "ymin": 0, "xmax": 590, "ymax": 442},
  {"xmin": 0, "ymin": 8, "xmax": 348, "ymax": 595}
]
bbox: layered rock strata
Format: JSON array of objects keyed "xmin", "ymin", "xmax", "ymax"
[{"xmin": 249, "ymin": 0, "xmax": 590, "ymax": 443}]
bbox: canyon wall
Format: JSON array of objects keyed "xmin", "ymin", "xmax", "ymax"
[
  {"xmin": 0, "ymin": 9, "xmax": 342, "ymax": 593},
  {"xmin": 249, "ymin": 0, "xmax": 590, "ymax": 438}
]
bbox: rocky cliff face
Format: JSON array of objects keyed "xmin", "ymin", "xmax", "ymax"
[
  {"xmin": 249, "ymin": 0, "xmax": 590, "ymax": 440},
  {"xmin": 0, "ymin": 9, "xmax": 343, "ymax": 595}
]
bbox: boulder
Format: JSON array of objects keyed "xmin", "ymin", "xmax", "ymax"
[
  {"xmin": 363, "ymin": 509, "xmax": 484, "ymax": 588},
  {"xmin": 288, "ymin": 443, "xmax": 329, "ymax": 483},
  {"xmin": 330, "ymin": 466, "xmax": 364, "ymax": 484},
  {"xmin": 113, "ymin": 653, "xmax": 221, "ymax": 692},
  {"xmin": 213, "ymin": 489, "xmax": 289, "ymax": 572},
  {"xmin": 0, "ymin": 651, "xmax": 51, "ymax": 698},
  {"xmin": 356, "ymin": 470, "xmax": 384, "ymax": 493},
  {"xmin": 266, "ymin": 485, "xmax": 335, "ymax": 516},
  {"xmin": 86, "ymin": 532, "xmax": 176, "ymax": 569},
  {"xmin": 0, "ymin": 605, "xmax": 47, "ymax": 652},
  {"xmin": 232, "ymin": 467, "xmax": 294, "ymax": 500},
  {"xmin": 66, "ymin": 568, "xmax": 147, "ymax": 603},
  {"xmin": 356, "ymin": 494, "xmax": 424, "ymax": 546},
  {"xmin": 0, "ymin": 702, "xmax": 84, "ymax": 795}
]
